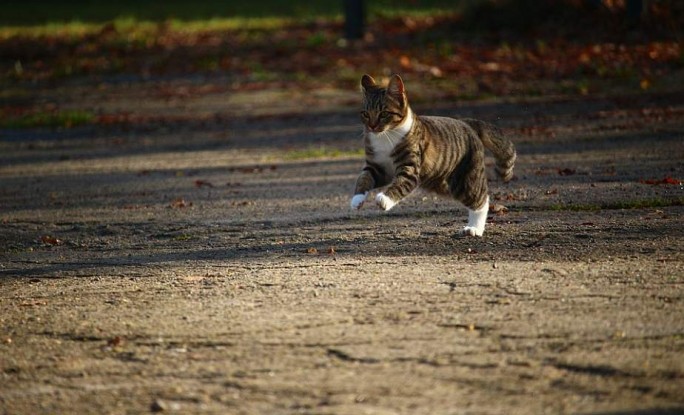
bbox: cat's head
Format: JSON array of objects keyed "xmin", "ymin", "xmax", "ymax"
[{"xmin": 360, "ymin": 74, "xmax": 409, "ymax": 133}]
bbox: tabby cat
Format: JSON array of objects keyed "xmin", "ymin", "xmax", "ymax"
[{"xmin": 350, "ymin": 74, "xmax": 516, "ymax": 237}]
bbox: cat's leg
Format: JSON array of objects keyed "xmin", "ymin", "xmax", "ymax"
[
  {"xmin": 448, "ymin": 154, "xmax": 489, "ymax": 236},
  {"xmin": 351, "ymin": 192, "xmax": 368, "ymax": 209},
  {"xmin": 375, "ymin": 192, "xmax": 396, "ymax": 211},
  {"xmin": 461, "ymin": 195, "xmax": 489, "ymax": 237},
  {"xmin": 376, "ymin": 164, "xmax": 419, "ymax": 211},
  {"xmin": 351, "ymin": 165, "xmax": 383, "ymax": 210}
]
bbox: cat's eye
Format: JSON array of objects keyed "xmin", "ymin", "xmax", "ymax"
[
  {"xmin": 360, "ymin": 111, "xmax": 370, "ymax": 119},
  {"xmin": 379, "ymin": 111, "xmax": 394, "ymax": 119}
]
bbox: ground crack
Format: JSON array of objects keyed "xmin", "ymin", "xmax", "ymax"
[
  {"xmin": 326, "ymin": 348, "xmax": 380, "ymax": 364},
  {"xmin": 550, "ymin": 361, "xmax": 639, "ymax": 378}
]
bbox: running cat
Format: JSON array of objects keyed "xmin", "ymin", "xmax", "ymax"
[{"xmin": 350, "ymin": 74, "xmax": 516, "ymax": 236}]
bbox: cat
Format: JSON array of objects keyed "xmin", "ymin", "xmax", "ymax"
[{"xmin": 350, "ymin": 74, "xmax": 516, "ymax": 237}]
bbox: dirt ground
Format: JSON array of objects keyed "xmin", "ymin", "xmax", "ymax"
[{"xmin": 1, "ymin": 78, "xmax": 683, "ymax": 414}]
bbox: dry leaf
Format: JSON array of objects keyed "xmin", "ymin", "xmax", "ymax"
[
  {"xmin": 194, "ymin": 179, "xmax": 214, "ymax": 188},
  {"xmin": 107, "ymin": 336, "xmax": 124, "ymax": 347},
  {"xmin": 170, "ymin": 198, "xmax": 190, "ymax": 208},
  {"xmin": 489, "ymin": 204, "xmax": 508, "ymax": 215},
  {"xmin": 40, "ymin": 235, "xmax": 63, "ymax": 245},
  {"xmin": 640, "ymin": 176, "xmax": 680, "ymax": 185}
]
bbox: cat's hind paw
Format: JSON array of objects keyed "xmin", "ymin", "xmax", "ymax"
[
  {"xmin": 460, "ymin": 226, "xmax": 484, "ymax": 237},
  {"xmin": 375, "ymin": 192, "xmax": 396, "ymax": 211},
  {"xmin": 350, "ymin": 193, "xmax": 367, "ymax": 210}
]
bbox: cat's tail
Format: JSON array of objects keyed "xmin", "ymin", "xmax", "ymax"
[{"xmin": 463, "ymin": 119, "xmax": 516, "ymax": 182}]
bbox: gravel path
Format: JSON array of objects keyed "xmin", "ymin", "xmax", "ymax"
[{"xmin": 1, "ymin": 83, "xmax": 683, "ymax": 414}]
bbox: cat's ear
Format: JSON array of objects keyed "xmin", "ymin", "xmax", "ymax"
[
  {"xmin": 387, "ymin": 74, "xmax": 405, "ymax": 98},
  {"xmin": 361, "ymin": 74, "xmax": 377, "ymax": 90}
]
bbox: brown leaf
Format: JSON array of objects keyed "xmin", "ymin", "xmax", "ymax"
[
  {"xmin": 239, "ymin": 166, "xmax": 263, "ymax": 174},
  {"xmin": 489, "ymin": 204, "xmax": 508, "ymax": 215},
  {"xmin": 194, "ymin": 179, "xmax": 214, "ymax": 188},
  {"xmin": 107, "ymin": 336, "xmax": 124, "ymax": 347},
  {"xmin": 327, "ymin": 246, "xmax": 336, "ymax": 255},
  {"xmin": 19, "ymin": 300, "xmax": 48, "ymax": 307},
  {"xmin": 170, "ymin": 198, "xmax": 191, "ymax": 208},
  {"xmin": 306, "ymin": 247, "xmax": 319, "ymax": 254},
  {"xmin": 40, "ymin": 235, "xmax": 63, "ymax": 245},
  {"xmin": 640, "ymin": 176, "xmax": 681, "ymax": 185}
]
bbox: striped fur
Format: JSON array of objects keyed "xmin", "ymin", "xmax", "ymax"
[{"xmin": 352, "ymin": 74, "xmax": 516, "ymax": 236}]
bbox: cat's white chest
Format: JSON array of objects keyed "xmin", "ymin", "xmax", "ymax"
[
  {"xmin": 369, "ymin": 132, "xmax": 397, "ymax": 174},
  {"xmin": 368, "ymin": 110, "xmax": 414, "ymax": 176}
]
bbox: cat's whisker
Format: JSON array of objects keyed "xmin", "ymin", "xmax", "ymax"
[
  {"xmin": 384, "ymin": 129, "xmax": 403, "ymax": 142},
  {"xmin": 380, "ymin": 131, "xmax": 393, "ymax": 146}
]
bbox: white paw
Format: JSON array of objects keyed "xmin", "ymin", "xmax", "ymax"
[
  {"xmin": 350, "ymin": 193, "xmax": 367, "ymax": 210},
  {"xmin": 460, "ymin": 226, "xmax": 483, "ymax": 237},
  {"xmin": 375, "ymin": 192, "xmax": 396, "ymax": 211}
]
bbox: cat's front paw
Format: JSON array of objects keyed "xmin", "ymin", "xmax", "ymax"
[
  {"xmin": 460, "ymin": 226, "xmax": 484, "ymax": 237},
  {"xmin": 350, "ymin": 193, "xmax": 367, "ymax": 210},
  {"xmin": 375, "ymin": 192, "xmax": 396, "ymax": 211}
]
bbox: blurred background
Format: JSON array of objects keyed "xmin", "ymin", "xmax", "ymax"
[{"xmin": 1, "ymin": 0, "xmax": 683, "ymax": 128}]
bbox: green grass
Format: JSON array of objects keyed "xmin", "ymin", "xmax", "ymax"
[
  {"xmin": 0, "ymin": 110, "xmax": 95, "ymax": 129},
  {"xmin": 283, "ymin": 146, "xmax": 364, "ymax": 161},
  {"xmin": 0, "ymin": 17, "xmax": 287, "ymax": 39},
  {"xmin": 546, "ymin": 197, "xmax": 684, "ymax": 212},
  {"xmin": 0, "ymin": 0, "xmax": 459, "ymax": 30}
]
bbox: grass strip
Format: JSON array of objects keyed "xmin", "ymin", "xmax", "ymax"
[{"xmin": 0, "ymin": 110, "xmax": 95, "ymax": 129}]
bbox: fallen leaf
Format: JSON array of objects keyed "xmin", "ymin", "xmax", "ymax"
[
  {"xmin": 170, "ymin": 198, "xmax": 191, "ymax": 208},
  {"xmin": 489, "ymin": 204, "xmax": 508, "ymax": 215},
  {"xmin": 327, "ymin": 246, "xmax": 336, "ymax": 255},
  {"xmin": 239, "ymin": 166, "xmax": 263, "ymax": 174},
  {"xmin": 306, "ymin": 247, "xmax": 319, "ymax": 254},
  {"xmin": 19, "ymin": 300, "xmax": 48, "ymax": 307},
  {"xmin": 40, "ymin": 235, "xmax": 63, "ymax": 245},
  {"xmin": 640, "ymin": 176, "xmax": 681, "ymax": 185},
  {"xmin": 151, "ymin": 399, "xmax": 180, "ymax": 412},
  {"xmin": 429, "ymin": 66, "xmax": 443, "ymax": 77},
  {"xmin": 107, "ymin": 336, "xmax": 124, "ymax": 347},
  {"xmin": 194, "ymin": 179, "xmax": 214, "ymax": 188}
]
